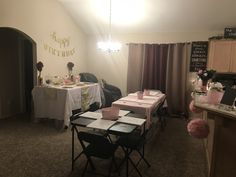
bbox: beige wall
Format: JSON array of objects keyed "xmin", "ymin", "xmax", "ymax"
[
  {"xmin": 0, "ymin": 0, "xmax": 88, "ymax": 80},
  {"xmin": 0, "ymin": 0, "xmax": 87, "ymax": 118},
  {"xmin": 87, "ymin": 31, "xmax": 222, "ymax": 96}
]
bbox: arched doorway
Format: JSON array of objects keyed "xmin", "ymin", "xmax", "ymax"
[{"xmin": 0, "ymin": 27, "xmax": 37, "ymax": 119}]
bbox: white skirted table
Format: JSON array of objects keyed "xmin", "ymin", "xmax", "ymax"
[{"xmin": 32, "ymin": 83, "xmax": 101, "ymax": 126}]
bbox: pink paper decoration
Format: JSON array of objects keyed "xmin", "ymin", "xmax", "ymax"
[
  {"xmin": 189, "ymin": 100, "xmax": 203, "ymax": 113},
  {"xmin": 137, "ymin": 91, "xmax": 143, "ymax": 99},
  {"xmin": 143, "ymin": 89, "xmax": 150, "ymax": 96},
  {"xmin": 102, "ymin": 107, "xmax": 120, "ymax": 120},
  {"xmin": 187, "ymin": 118, "xmax": 209, "ymax": 139}
]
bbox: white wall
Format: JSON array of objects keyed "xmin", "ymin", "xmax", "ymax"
[
  {"xmin": 87, "ymin": 31, "xmax": 222, "ymax": 96},
  {"xmin": 0, "ymin": 0, "xmax": 87, "ymax": 118},
  {"xmin": 0, "ymin": 0, "xmax": 88, "ymax": 79}
]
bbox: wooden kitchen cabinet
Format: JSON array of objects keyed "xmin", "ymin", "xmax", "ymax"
[
  {"xmin": 208, "ymin": 40, "xmax": 236, "ymax": 72},
  {"xmin": 203, "ymin": 111, "xmax": 215, "ymax": 174},
  {"xmin": 196, "ymin": 103, "xmax": 236, "ymax": 177},
  {"xmin": 230, "ymin": 42, "xmax": 236, "ymax": 72}
]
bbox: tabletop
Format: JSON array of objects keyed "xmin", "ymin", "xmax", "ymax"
[
  {"xmin": 112, "ymin": 90, "xmax": 166, "ymax": 128},
  {"xmin": 71, "ymin": 110, "xmax": 146, "ymax": 133}
]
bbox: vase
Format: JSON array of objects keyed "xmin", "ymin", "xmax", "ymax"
[
  {"xmin": 37, "ymin": 74, "xmax": 43, "ymax": 86},
  {"xmin": 207, "ymin": 90, "xmax": 224, "ymax": 105},
  {"xmin": 201, "ymin": 80, "xmax": 208, "ymax": 92},
  {"xmin": 137, "ymin": 91, "xmax": 143, "ymax": 99},
  {"xmin": 143, "ymin": 89, "xmax": 150, "ymax": 96}
]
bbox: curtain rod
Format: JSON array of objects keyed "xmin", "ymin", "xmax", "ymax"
[{"xmin": 126, "ymin": 42, "xmax": 192, "ymax": 45}]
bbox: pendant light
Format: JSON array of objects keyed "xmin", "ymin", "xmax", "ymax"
[{"xmin": 97, "ymin": 0, "xmax": 121, "ymax": 52}]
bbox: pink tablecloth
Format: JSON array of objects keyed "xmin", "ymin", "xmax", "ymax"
[{"xmin": 112, "ymin": 92, "xmax": 166, "ymax": 128}]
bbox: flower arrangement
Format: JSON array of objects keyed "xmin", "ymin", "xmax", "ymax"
[
  {"xmin": 36, "ymin": 61, "xmax": 44, "ymax": 86},
  {"xmin": 67, "ymin": 62, "xmax": 74, "ymax": 81},
  {"xmin": 208, "ymin": 82, "xmax": 224, "ymax": 92},
  {"xmin": 36, "ymin": 61, "xmax": 44, "ymax": 72},
  {"xmin": 197, "ymin": 69, "xmax": 216, "ymax": 82},
  {"xmin": 67, "ymin": 62, "xmax": 74, "ymax": 72}
]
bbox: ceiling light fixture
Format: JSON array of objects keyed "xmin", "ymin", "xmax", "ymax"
[{"xmin": 97, "ymin": 0, "xmax": 121, "ymax": 52}]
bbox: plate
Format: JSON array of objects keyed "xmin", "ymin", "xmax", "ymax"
[
  {"xmin": 62, "ymin": 86, "xmax": 74, "ymax": 88},
  {"xmin": 76, "ymin": 83, "xmax": 85, "ymax": 86},
  {"xmin": 64, "ymin": 82, "xmax": 75, "ymax": 85}
]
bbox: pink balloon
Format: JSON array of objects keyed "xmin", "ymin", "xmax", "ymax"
[
  {"xmin": 189, "ymin": 100, "xmax": 203, "ymax": 113},
  {"xmin": 187, "ymin": 119, "xmax": 209, "ymax": 139}
]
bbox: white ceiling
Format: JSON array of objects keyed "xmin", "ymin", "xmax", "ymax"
[{"xmin": 58, "ymin": 0, "xmax": 236, "ymax": 35}]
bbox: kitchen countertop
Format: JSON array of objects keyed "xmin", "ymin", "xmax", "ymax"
[{"xmin": 195, "ymin": 102, "xmax": 236, "ymax": 120}]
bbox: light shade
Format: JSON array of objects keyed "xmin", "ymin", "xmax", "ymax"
[{"xmin": 97, "ymin": 41, "xmax": 121, "ymax": 52}]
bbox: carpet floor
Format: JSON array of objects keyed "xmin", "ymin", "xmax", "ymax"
[{"xmin": 0, "ymin": 115, "xmax": 207, "ymax": 177}]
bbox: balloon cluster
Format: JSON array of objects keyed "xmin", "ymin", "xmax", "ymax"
[
  {"xmin": 187, "ymin": 99, "xmax": 209, "ymax": 139},
  {"xmin": 187, "ymin": 118, "xmax": 209, "ymax": 139}
]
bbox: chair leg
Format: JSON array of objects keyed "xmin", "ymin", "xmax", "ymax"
[
  {"xmin": 82, "ymin": 160, "xmax": 89, "ymax": 177},
  {"xmin": 162, "ymin": 116, "xmax": 166, "ymax": 128},
  {"xmin": 107, "ymin": 134, "xmax": 113, "ymax": 143},
  {"xmin": 125, "ymin": 148, "xmax": 129, "ymax": 177},
  {"xmin": 107, "ymin": 157, "xmax": 114, "ymax": 177},
  {"xmin": 121, "ymin": 146, "xmax": 147, "ymax": 177},
  {"xmin": 86, "ymin": 156, "xmax": 96, "ymax": 171},
  {"xmin": 137, "ymin": 150, "xmax": 151, "ymax": 167},
  {"xmin": 113, "ymin": 156, "xmax": 120, "ymax": 176},
  {"xmin": 128, "ymin": 156, "xmax": 143, "ymax": 177},
  {"xmin": 159, "ymin": 116, "xmax": 166, "ymax": 131}
]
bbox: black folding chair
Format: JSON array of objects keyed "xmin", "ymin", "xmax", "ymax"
[
  {"xmin": 155, "ymin": 98, "xmax": 167, "ymax": 131},
  {"xmin": 77, "ymin": 131, "xmax": 119, "ymax": 177},
  {"xmin": 116, "ymin": 129, "xmax": 151, "ymax": 177}
]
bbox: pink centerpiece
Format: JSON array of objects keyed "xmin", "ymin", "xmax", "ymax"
[
  {"xmin": 207, "ymin": 90, "xmax": 224, "ymax": 105},
  {"xmin": 143, "ymin": 89, "xmax": 150, "ymax": 96},
  {"xmin": 197, "ymin": 69, "xmax": 216, "ymax": 92},
  {"xmin": 187, "ymin": 118, "xmax": 209, "ymax": 139},
  {"xmin": 102, "ymin": 107, "xmax": 120, "ymax": 120},
  {"xmin": 207, "ymin": 82, "xmax": 224, "ymax": 105},
  {"xmin": 137, "ymin": 91, "xmax": 143, "ymax": 99}
]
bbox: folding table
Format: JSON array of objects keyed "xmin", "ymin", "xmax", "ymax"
[
  {"xmin": 112, "ymin": 90, "xmax": 166, "ymax": 128},
  {"xmin": 70, "ymin": 111, "xmax": 148, "ymax": 177}
]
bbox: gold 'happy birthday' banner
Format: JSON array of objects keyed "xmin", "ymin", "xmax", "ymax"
[{"xmin": 44, "ymin": 32, "xmax": 75, "ymax": 57}]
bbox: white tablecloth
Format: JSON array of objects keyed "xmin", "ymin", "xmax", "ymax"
[{"xmin": 32, "ymin": 83, "xmax": 101, "ymax": 126}]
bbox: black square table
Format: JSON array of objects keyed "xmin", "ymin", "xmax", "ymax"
[{"xmin": 70, "ymin": 111, "xmax": 147, "ymax": 171}]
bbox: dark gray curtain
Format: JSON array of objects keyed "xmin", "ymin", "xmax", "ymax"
[
  {"xmin": 165, "ymin": 43, "xmax": 191, "ymax": 116},
  {"xmin": 142, "ymin": 44, "xmax": 168, "ymax": 93},
  {"xmin": 127, "ymin": 43, "xmax": 191, "ymax": 116},
  {"xmin": 127, "ymin": 44, "xmax": 145, "ymax": 93}
]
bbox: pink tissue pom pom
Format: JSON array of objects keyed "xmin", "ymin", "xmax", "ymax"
[
  {"xmin": 189, "ymin": 100, "xmax": 203, "ymax": 113},
  {"xmin": 187, "ymin": 119, "xmax": 209, "ymax": 139}
]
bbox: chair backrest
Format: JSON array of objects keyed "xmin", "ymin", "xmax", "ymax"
[
  {"xmin": 78, "ymin": 131, "xmax": 110, "ymax": 147},
  {"xmin": 156, "ymin": 98, "xmax": 166, "ymax": 114},
  {"xmin": 79, "ymin": 73, "xmax": 98, "ymax": 83}
]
